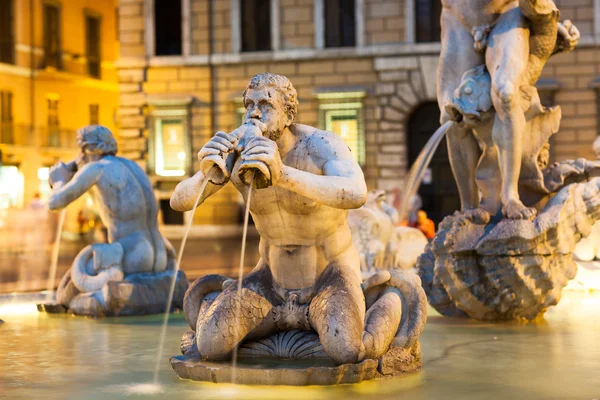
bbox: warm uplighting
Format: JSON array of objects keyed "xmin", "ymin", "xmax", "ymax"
[{"xmin": 0, "ymin": 302, "xmax": 38, "ymax": 315}]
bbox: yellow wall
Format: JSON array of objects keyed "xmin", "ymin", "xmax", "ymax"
[{"xmin": 0, "ymin": 0, "xmax": 119, "ymax": 214}]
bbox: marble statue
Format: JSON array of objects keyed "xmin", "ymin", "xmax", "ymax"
[
  {"xmin": 418, "ymin": 0, "xmax": 600, "ymax": 321},
  {"xmin": 39, "ymin": 125, "xmax": 188, "ymax": 317},
  {"xmin": 169, "ymin": 74, "xmax": 427, "ymax": 385},
  {"xmin": 348, "ymin": 190, "xmax": 428, "ymax": 273},
  {"xmin": 573, "ymin": 137, "xmax": 600, "ymax": 261},
  {"xmin": 439, "ymin": 0, "xmax": 579, "ymax": 219}
]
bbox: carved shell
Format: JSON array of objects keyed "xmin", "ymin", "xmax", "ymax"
[
  {"xmin": 418, "ymin": 177, "xmax": 600, "ymax": 320},
  {"xmin": 238, "ymin": 330, "xmax": 329, "ymax": 359}
]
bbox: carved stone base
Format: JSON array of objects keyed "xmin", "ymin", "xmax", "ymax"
[
  {"xmin": 418, "ymin": 176, "xmax": 600, "ymax": 321},
  {"xmin": 171, "ymin": 330, "xmax": 422, "ymax": 385},
  {"xmin": 38, "ymin": 269, "xmax": 189, "ymax": 317}
]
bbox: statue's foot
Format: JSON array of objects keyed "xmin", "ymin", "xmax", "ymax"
[{"xmin": 502, "ymin": 200, "xmax": 536, "ymax": 220}]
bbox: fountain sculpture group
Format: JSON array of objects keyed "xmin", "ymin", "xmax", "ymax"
[{"xmin": 34, "ymin": 0, "xmax": 600, "ymax": 387}]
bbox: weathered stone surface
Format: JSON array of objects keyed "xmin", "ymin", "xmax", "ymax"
[
  {"xmin": 170, "ymin": 355, "xmax": 381, "ymax": 386},
  {"xmin": 418, "ymin": 173, "xmax": 600, "ymax": 320},
  {"xmin": 170, "ymin": 331, "xmax": 422, "ymax": 385}
]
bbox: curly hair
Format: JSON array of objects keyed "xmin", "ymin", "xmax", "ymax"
[
  {"xmin": 76, "ymin": 125, "xmax": 118, "ymax": 155},
  {"xmin": 242, "ymin": 73, "xmax": 299, "ymax": 122}
]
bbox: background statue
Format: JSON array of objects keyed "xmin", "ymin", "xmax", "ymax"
[
  {"xmin": 348, "ymin": 190, "xmax": 428, "ymax": 273},
  {"xmin": 43, "ymin": 125, "xmax": 188, "ymax": 317},
  {"xmin": 418, "ymin": 1, "xmax": 600, "ymax": 321},
  {"xmin": 573, "ymin": 137, "xmax": 600, "ymax": 262},
  {"xmin": 170, "ymin": 74, "xmax": 426, "ymax": 382},
  {"xmin": 439, "ymin": 0, "xmax": 579, "ymax": 218}
]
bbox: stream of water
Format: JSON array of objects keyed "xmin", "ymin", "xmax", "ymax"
[
  {"xmin": 46, "ymin": 208, "xmax": 67, "ymax": 301},
  {"xmin": 398, "ymin": 121, "xmax": 454, "ymax": 222},
  {"xmin": 152, "ymin": 174, "xmax": 211, "ymax": 384},
  {"xmin": 231, "ymin": 173, "xmax": 254, "ymax": 383}
]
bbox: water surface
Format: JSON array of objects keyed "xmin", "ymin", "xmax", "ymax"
[{"xmin": 1, "ymin": 292, "xmax": 599, "ymax": 399}]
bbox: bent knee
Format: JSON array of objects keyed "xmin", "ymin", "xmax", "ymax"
[
  {"xmin": 492, "ymin": 82, "xmax": 519, "ymax": 108},
  {"xmin": 196, "ymin": 323, "xmax": 230, "ymax": 360},
  {"xmin": 319, "ymin": 325, "xmax": 363, "ymax": 364}
]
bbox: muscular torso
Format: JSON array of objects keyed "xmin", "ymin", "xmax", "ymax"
[
  {"xmin": 442, "ymin": 0, "xmax": 517, "ymax": 28},
  {"xmin": 230, "ymin": 126, "xmax": 359, "ymax": 290}
]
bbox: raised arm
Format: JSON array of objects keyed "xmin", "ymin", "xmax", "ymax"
[
  {"xmin": 170, "ymin": 169, "xmax": 226, "ymax": 212},
  {"xmin": 48, "ymin": 163, "xmax": 102, "ymax": 210}
]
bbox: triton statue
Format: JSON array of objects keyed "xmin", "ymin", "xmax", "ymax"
[
  {"xmin": 40, "ymin": 125, "xmax": 188, "ymax": 317},
  {"xmin": 170, "ymin": 74, "xmax": 427, "ymax": 385}
]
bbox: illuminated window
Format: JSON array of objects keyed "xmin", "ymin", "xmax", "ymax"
[
  {"xmin": 37, "ymin": 167, "xmax": 51, "ymax": 200},
  {"xmin": 319, "ymin": 100, "xmax": 364, "ymax": 166},
  {"xmin": 154, "ymin": 118, "xmax": 187, "ymax": 176},
  {"xmin": 0, "ymin": 165, "xmax": 22, "ymax": 208}
]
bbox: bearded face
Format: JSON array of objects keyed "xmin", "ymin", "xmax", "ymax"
[{"xmin": 243, "ymin": 87, "xmax": 292, "ymax": 141}]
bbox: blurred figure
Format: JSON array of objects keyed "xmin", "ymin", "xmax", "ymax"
[
  {"xmin": 29, "ymin": 192, "xmax": 45, "ymax": 210},
  {"xmin": 416, "ymin": 210, "xmax": 436, "ymax": 240},
  {"xmin": 399, "ymin": 194, "xmax": 423, "ymax": 227}
]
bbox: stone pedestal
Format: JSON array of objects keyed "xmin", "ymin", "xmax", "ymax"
[
  {"xmin": 170, "ymin": 330, "xmax": 422, "ymax": 385},
  {"xmin": 38, "ymin": 269, "xmax": 189, "ymax": 317},
  {"xmin": 418, "ymin": 175, "xmax": 600, "ymax": 321}
]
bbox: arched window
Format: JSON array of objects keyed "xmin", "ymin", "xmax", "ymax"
[
  {"xmin": 407, "ymin": 102, "xmax": 459, "ymax": 225},
  {"xmin": 415, "ymin": 0, "xmax": 442, "ymax": 43}
]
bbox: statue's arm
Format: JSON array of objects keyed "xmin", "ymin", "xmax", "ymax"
[
  {"xmin": 278, "ymin": 134, "xmax": 367, "ymax": 209},
  {"xmin": 170, "ymin": 170, "xmax": 225, "ymax": 212},
  {"xmin": 279, "ymin": 159, "xmax": 367, "ymax": 209},
  {"xmin": 48, "ymin": 164, "xmax": 101, "ymax": 210}
]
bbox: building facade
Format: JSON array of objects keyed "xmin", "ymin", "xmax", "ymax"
[
  {"xmin": 116, "ymin": 0, "xmax": 600, "ymax": 226},
  {"xmin": 0, "ymin": 0, "xmax": 119, "ymax": 211}
]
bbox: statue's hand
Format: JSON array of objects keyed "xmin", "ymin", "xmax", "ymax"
[
  {"xmin": 49, "ymin": 161, "xmax": 76, "ymax": 188},
  {"xmin": 556, "ymin": 20, "xmax": 580, "ymax": 53},
  {"xmin": 197, "ymin": 131, "xmax": 238, "ymax": 183},
  {"xmin": 240, "ymin": 136, "xmax": 283, "ymax": 185}
]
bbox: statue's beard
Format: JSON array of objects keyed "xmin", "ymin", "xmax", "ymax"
[{"xmin": 264, "ymin": 128, "xmax": 283, "ymax": 141}]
